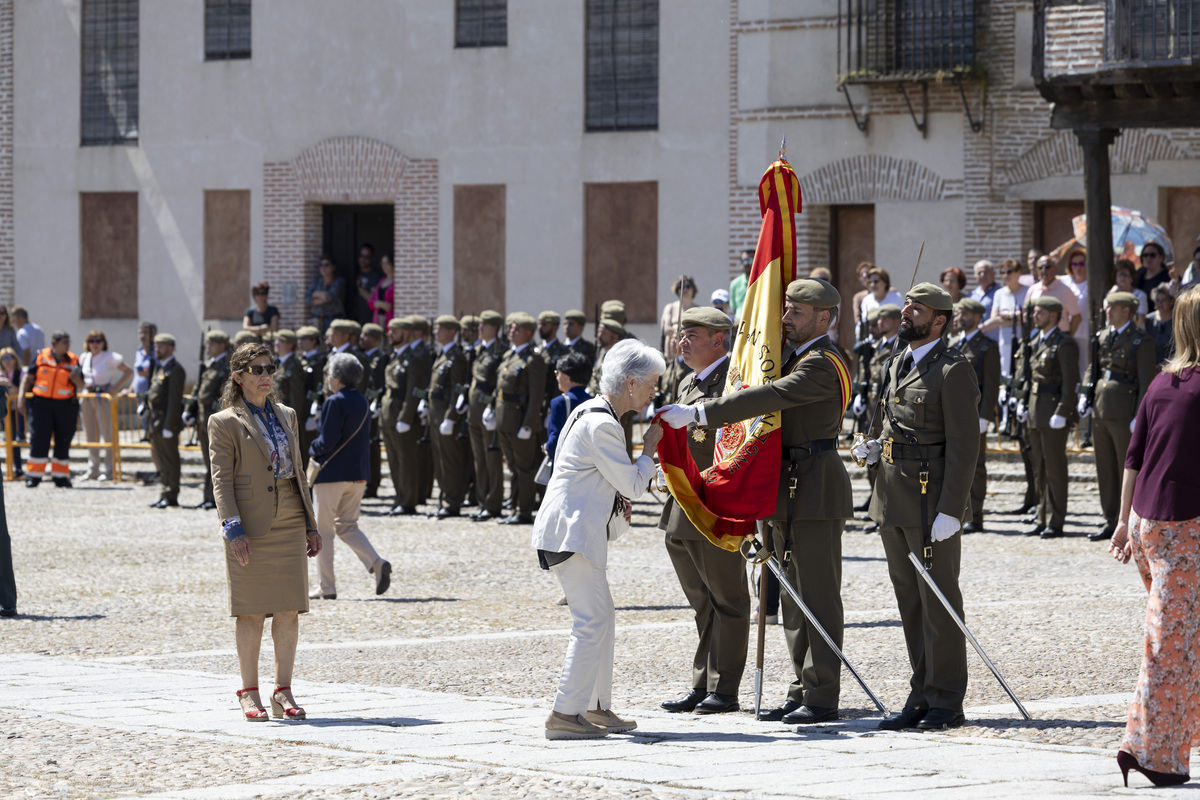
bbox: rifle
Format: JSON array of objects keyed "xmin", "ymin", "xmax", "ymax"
[
  {"xmin": 185, "ymin": 327, "xmax": 208, "ymax": 446},
  {"xmin": 851, "ymin": 316, "xmax": 874, "ymax": 435},
  {"xmin": 1078, "ymin": 303, "xmax": 1103, "ymax": 410}
]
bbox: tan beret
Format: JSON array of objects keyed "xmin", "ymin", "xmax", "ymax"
[
  {"xmin": 785, "ymin": 278, "xmax": 841, "ymax": 309},
  {"xmin": 153, "ymin": 333, "xmax": 176, "ymax": 346},
  {"xmin": 388, "ymin": 316, "xmax": 414, "ymax": 331},
  {"xmin": 876, "ymin": 304, "xmax": 902, "ymax": 321},
  {"xmin": 564, "ymin": 309, "xmax": 587, "ymax": 324},
  {"xmin": 680, "ymin": 306, "xmax": 733, "ymax": 331},
  {"xmin": 204, "ymin": 330, "xmax": 229, "ymax": 343},
  {"xmin": 435, "ymin": 314, "xmax": 460, "ymax": 329},
  {"xmin": 409, "ymin": 315, "xmax": 430, "ymax": 332},
  {"xmin": 1105, "ymin": 291, "xmax": 1139, "ymax": 308},
  {"xmin": 233, "ymin": 330, "xmax": 261, "ymax": 345},
  {"xmin": 905, "ymin": 282, "xmax": 954, "ymax": 312},
  {"xmin": 506, "ymin": 311, "xmax": 537, "ymax": 331},
  {"xmin": 955, "ymin": 298, "xmax": 986, "ymax": 315},
  {"xmin": 537, "ymin": 310, "xmax": 561, "ymax": 324},
  {"xmin": 479, "ymin": 310, "xmax": 504, "ymax": 327},
  {"xmin": 1033, "ymin": 295, "xmax": 1063, "ymax": 313},
  {"xmin": 329, "ymin": 319, "xmax": 361, "ymax": 335},
  {"xmin": 600, "ymin": 300, "xmax": 626, "ymax": 325},
  {"xmin": 598, "ymin": 317, "xmax": 625, "ymax": 336},
  {"xmin": 275, "ymin": 329, "xmax": 297, "ymax": 343},
  {"xmin": 361, "ymin": 323, "xmax": 384, "ymax": 339},
  {"xmin": 459, "ymin": 314, "xmax": 480, "ymax": 328},
  {"xmin": 296, "ymin": 326, "xmax": 321, "ymax": 339}
]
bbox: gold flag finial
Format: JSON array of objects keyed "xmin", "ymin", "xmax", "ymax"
[{"xmin": 779, "ymin": 135, "xmax": 787, "ymax": 161}]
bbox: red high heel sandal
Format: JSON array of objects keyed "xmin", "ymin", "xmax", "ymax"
[
  {"xmin": 270, "ymin": 686, "xmax": 307, "ymax": 720},
  {"xmin": 236, "ymin": 687, "xmax": 268, "ymax": 722}
]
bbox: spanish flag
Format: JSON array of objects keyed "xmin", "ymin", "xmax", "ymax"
[{"xmin": 656, "ymin": 158, "xmax": 801, "ymax": 551}]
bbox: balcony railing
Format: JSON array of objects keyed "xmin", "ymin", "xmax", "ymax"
[
  {"xmin": 837, "ymin": 0, "xmax": 977, "ymax": 83},
  {"xmin": 1107, "ymin": 0, "xmax": 1200, "ymax": 65}
]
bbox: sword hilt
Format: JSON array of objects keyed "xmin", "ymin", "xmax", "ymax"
[{"xmin": 739, "ymin": 536, "xmax": 771, "ymax": 565}]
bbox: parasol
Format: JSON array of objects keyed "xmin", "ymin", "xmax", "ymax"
[{"xmin": 1063, "ymin": 206, "xmax": 1174, "ymax": 264}]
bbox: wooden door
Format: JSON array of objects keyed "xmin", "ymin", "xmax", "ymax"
[
  {"xmin": 831, "ymin": 205, "xmax": 875, "ymax": 357},
  {"xmin": 1166, "ymin": 187, "xmax": 1200, "ymax": 268}
]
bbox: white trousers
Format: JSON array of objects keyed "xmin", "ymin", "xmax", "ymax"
[
  {"xmin": 312, "ymin": 480, "xmax": 380, "ymax": 594},
  {"xmin": 79, "ymin": 395, "xmax": 113, "ymax": 477},
  {"xmin": 550, "ymin": 553, "xmax": 614, "ymax": 715}
]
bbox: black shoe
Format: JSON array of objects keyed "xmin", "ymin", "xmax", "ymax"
[
  {"xmin": 12, "ymin": 468, "xmax": 23, "ymax": 478},
  {"xmin": 0, "ymin": 608, "xmax": 15, "ymax": 618},
  {"xmin": 1009, "ymin": 503, "xmax": 1035, "ymax": 515},
  {"xmin": 471, "ymin": 510, "xmax": 498, "ymax": 521},
  {"xmin": 1088, "ymin": 524, "xmax": 1115, "ymax": 542},
  {"xmin": 502, "ymin": 499, "xmax": 513, "ymax": 511},
  {"xmin": 878, "ymin": 706, "xmax": 927, "ymax": 730},
  {"xmin": 149, "ymin": 498, "xmax": 167, "ymax": 508},
  {"xmin": 389, "ymin": 505, "xmax": 417, "ymax": 516},
  {"xmin": 1023, "ymin": 524, "xmax": 1044, "ymax": 537},
  {"xmin": 963, "ymin": 521, "xmax": 984, "ymax": 534},
  {"xmin": 757, "ymin": 699, "xmax": 802, "ymax": 722},
  {"xmin": 53, "ymin": 477, "xmax": 72, "ymax": 489},
  {"xmin": 374, "ymin": 560, "xmax": 392, "ymax": 596},
  {"xmin": 661, "ymin": 688, "xmax": 706, "ymax": 713},
  {"xmin": 861, "ymin": 522, "xmax": 880, "ymax": 533},
  {"xmin": 783, "ymin": 704, "xmax": 838, "ymax": 724},
  {"xmin": 201, "ymin": 500, "xmax": 217, "ymax": 511},
  {"xmin": 1022, "ymin": 513, "xmax": 1038, "ymax": 524},
  {"xmin": 916, "ymin": 708, "xmax": 965, "ymax": 730},
  {"xmin": 853, "ymin": 499, "xmax": 870, "ymax": 513},
  {"xmin": 694, "ymin": 693, "xmax": 740, "ymax": 715},
  {"xmin": 24, "ymin": 477, "xmax": 40, "ymax": 488},
  {"xmin": 436, "ymin": 507, "xmax": 461, "ymax": 519},
  {"xmin": 497, "ymin": 513, "xmax": 534, "ymax": 525},
  {"xmin": 857, "ymin": 512, "xmax": 872, "ymax": 522},
  {"xmin": 1039, "ymin": 526, "xmax": 1064, "ymax": 539},
  {"xmin": 363, "ymin": 487, "xmax": 378, "ymax": 499}
]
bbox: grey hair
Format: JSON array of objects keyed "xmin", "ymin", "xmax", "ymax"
[
  {"xmin": 598, "ymin": 339, "xmax": 666, "ymax": 396},
  {"xmin": 326, "ymin": 352, "xmax": 363, "ymax": 387}
]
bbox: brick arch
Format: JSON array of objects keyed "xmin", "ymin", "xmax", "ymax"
[
  {"xmin": 292, "ymin": 136, "xmax": 410, "ymax": 203},
  {"xmin": 1006, "ymin": 129, "xmax": 1190, "ymax": 186},
  {"xmin": 800, "ymin": 155, "xmax": 951, "ymax": 204}
]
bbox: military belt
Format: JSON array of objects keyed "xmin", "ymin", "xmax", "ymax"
[
  {"xmin": 1100, "ymin": 370, "xmax": 1135, "ymax": 384},
  {"xmin": 782, "ymin": 439, "xmax": 838, "ymax": 460},
  {"xmin": 1032, "ymin": 382, "xmax": 1061, "ymax": 395},
  {"xmin": 880, "ymin": 440, "xmax": 946, "ymax": 464}
]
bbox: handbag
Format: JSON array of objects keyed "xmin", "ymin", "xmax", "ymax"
[
  {"xmin": 534, "ymin": 392, "xmax": 576, "ymax": 486},
  {"xmin": 305, "ymin": 408, "xmax": 369, "ymax": 486}
]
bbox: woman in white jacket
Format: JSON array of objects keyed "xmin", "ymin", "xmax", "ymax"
[{"xmin": 532, "ymin": 339, "xmax": 665, "ymax": 740}]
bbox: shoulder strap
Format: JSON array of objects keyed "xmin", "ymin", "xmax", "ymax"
[{"xmin": 309, "ymin": 404, "xmax": 370, "ymax": 479}]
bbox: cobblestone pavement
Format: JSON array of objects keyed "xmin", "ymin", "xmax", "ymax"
[{"xmin": 0, "ymin": 449, "xmax": 1184, "ymax": 798}]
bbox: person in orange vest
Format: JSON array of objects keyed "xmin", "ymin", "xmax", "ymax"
[{"xmin": 16, "ymin": 330, "xmax": 84, "ymax": 488}]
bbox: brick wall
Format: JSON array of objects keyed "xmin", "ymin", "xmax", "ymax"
[
  {"xmin": 0, "ymin": 0, "xmax": 12, "ymax": 304},
  {"xmin": 1044, "ymin": 5, "xmax": 1105, "ymax": 76},
  {"xmin": 393, "ymin": 159, "xmax": 438, "ymax": 317},
  {"xmin": 262, "ymin": 163, "xmax": 309, "ymax": 330}
]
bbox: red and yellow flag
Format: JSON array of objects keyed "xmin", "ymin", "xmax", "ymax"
[{"xmin": 656, "ymin": 159, "xmax": 801, "ymax": 551}]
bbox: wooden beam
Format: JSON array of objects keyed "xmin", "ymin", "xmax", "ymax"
[{"xmin": 1051, "ymin": 97, "xmax": 1200, "ymax": 129}]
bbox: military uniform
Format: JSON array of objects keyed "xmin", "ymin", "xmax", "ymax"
[
  {"xmin": 430, "ymin": 326, "xmax": 472, "ymax": 516},
  {"xmin": 273, "ymin": 338, "xmax": 308, "ymax": 417},
  {"xmin": 381, "ymin": 336, "xmax": 430, "ymax": 513},
  {"xmin": 298, "ymin": 341, "xmax": 326, "ymax": 468},
  {"xmin": 1023, "ymin": 326, "xmax": 1079, "ymax": 534},
  {"xmin": 148, "ymin": 341, "xmax": 186, "ymax": 506},
  {"xmin": 657, "ymin": 355, "xmax": 694, "ymax": 406},
  {"xmin": 495, "ymin": 316, "xmax": 547, "ymax": 522},
  {"xmin": 187, "ymin": 336, "xmax": 230, "ymax": 507},
  {"xmin": 566, "ymin": 336, "xmax": 596, "ymax": 364},
  {"xmin": 362, "ymin": 334, "xmax": 388, "ymax": 497},
  {"xmin": 952, "ymin": 328, "xmax": 1000, "ymax": 529},
  {"xmin": 468, "ymin": 324, "xmax": 506, "ymax": 518},
  {"xmin": 859, "ymin": 331, "xmax": 898, "ymax": 500}
]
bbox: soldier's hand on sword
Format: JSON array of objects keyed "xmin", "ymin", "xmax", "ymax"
[
  {"xmin": 851, "ymin": 438, "xmax": 882, "ymax": 465},
  {"xmin": 931, "ymin": 513, "xmax": 961, "ymax": 542},
  {"xmin": 852, "ymin": 395, "xmax": 867, "ymax": 417},
  {"xmin": 1016, "ymin": 402, "xmax": 1029, "ymax": 423},
  {"xmin": 1076, "ymin": 396, "xmax": 1092, "ymax": 418},
  {"xmin": 655, "ymin": 404, "xmax": 696, "ymax": 429}
]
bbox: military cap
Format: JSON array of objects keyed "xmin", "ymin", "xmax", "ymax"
[
  {"xmin": 435, "ymin": 313, "xmax": 461, "ymax": 329},
  {"xmin": 361, "ymin": 323, "xmax": 384, "ymax": 339},
  {"xmin": 1105, "ymin": 291, "xmax": 1139, "ymax": 308},
  {"xmin": 564, "ymin": 309, "xmax": 587, "ymax": 325},
  {"xmin": 905, "ymin": 282, "xmax": 954, "ymax": 311},
  {"xmin": 410, "ymin": 315, "xmax": 431, "ymax": 333},
  {"xmin": 598, "ymin": 317, "xmax": 625, "ymax": 335},
  {"xmin": 153, "ymin": 333, "xmax": 176, "ymax": 346},
  {"xmin": 388, "ymin": 316, "xmax": 414, "ymax": 331},
  {"xmin": 955, "ymin": 298, "xmax": 986, "ymax": 315},
  {"xmin": 600, "ymin": 300, "xmax": 627, "ymax": 325},
  {"xmin": 275, "ymin": 329, "xmax": 297, "ymax": 343},
  {"xmin": 296, "ymin": 325, "xmax": 321, "ymax": 339},
  {"xmin": 204, "ymin": 330, "xmax": 229, "ymax": 343},
  {"xmin": 680, "ymin": 306, "xmax": 734, "ymax": 331},
  {"xmin": 1033, "ymin": 295, "xmax": 1063, "ymax": 313},
  {"xmin": 537, "ymin": 310, "xmax": 561, "ymax": 324},
  {"xmin": 233, "ymin": 330, "xmax": 261, "ymax": 345},
  {"xmin": 480, "ymin": 310, "xmax": 504, "ymax": 327},
  {"xmin": 329, "ymin": 319, "xmax": 361, "ymax": 335},
  {"xmin": 785, "ymin": 277, "xmax": 841, "ymax": 308},
  {"xmin": 876, "ymin": 304, "xmax": 902, "ymax": 321},
  {"xmin": 506, "ymin": 311, "xmax": 537, "ymax": 331},
  {"xmin": 459, "ymin": 314, "xmax": 480, "ymax": 329}
]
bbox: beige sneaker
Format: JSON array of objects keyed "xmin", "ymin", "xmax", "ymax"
[
  {"xmin": 544, "ymin": 711, "xmax": 609, "ymax": 740},
  {"xmin": 585, "ymin": 707, "xmax": 638, "ymax": 733}
]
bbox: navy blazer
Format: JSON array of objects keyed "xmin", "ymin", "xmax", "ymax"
[
  {"xmin": 546, "ymin": 385, "xmax": 591, "ymax": 461},
  {"xmin": 309, "ymin": 387, "xmax": 370, "ymax": 484}
]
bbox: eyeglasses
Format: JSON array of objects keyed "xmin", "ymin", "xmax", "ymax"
[
  {"xmin": 1070, "ymin": 260, "xmax": 1086, "ymax": 267},
  {"xmin": 86, "ymin": 338, "xmax": 103, "ymax": 344},
  {"xmin": 1001, "ymin": 269, "xmax": 1019, "ymax": 275},
  {"xmin": 240, "ymin": 364, "xmax": 278, "ymax": 376},
  {"xmin": 0, "ymin": 356, "xmax": 14, "ymax": 361},
  {"xmin": 1142, "ymin": 252, "xmax": 1161, "ymax": 259}
]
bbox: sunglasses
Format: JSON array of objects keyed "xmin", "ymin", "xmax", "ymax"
[
  {"xmin": 1142, "ymin": 252, "xmax": 1161, "ymax": 259},
  {"xmin": 240, "ymin": 363, "xmax": 278, "ymax": 376},
  {"xmin": 87, "ymin": 338, "xmax": 104, "ymax": 344},
  {"xmin": 1001, "ymin": 269, "xmax": 1019, "ymax": 275}
]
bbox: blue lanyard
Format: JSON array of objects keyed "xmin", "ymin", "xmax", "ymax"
[{"xmin": 247, "ymin": 401, "xmax": 283, "ymax": 478}]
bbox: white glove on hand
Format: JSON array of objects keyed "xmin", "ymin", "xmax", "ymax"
[
  {"xmin": 482, "ymin": 406, "xmax": 496, "ymax": 431},
  {"xmin": 978, "ymin": 417, "xmax": 989, "ymax": 434},
  {"xmin": 439, "ymin": 418, "xmax": 455, "ymax": 436},
  {"xmin": 181, "ymin": 411, "xmax": 196, "ymax": 427},
  {"xmin": 417, "ymin": 399, "xmax": 428, "ymax": 415},
  {"xmin": 931, "ymin": 512, "xmax": 961, "ymax": 542},
  {"xmin": 369, "ymin": 400, "xmax": 379, "ymax": 419},
  {"xmin": 309, "ymin": 400, "xmax": 320, "ymax": 417},
  {"xmin": 162, "ymin": 429, "xmax": 174, "ymax": 439},
  {"xmin": 1016, "ymin": 402, "xmax": 1029, "ymax": 423},
  {"xmin": 517, "ymin": 426, "xmax": 532, "ymax": 440},
  {"xmin": 1076, "ymin": 395, "xmax": 1092, "ymax": 418},
  {"xmin": 395, "ymin": 420, "xmax": 411, "ymax": 434},
  {"xmin": 1049, "ymin": 413, "xmax": 1067, "ymax": 430},
  {"xmin": 852, "ymin": 395, "xmax": 867, "ymax": 417},
  {"xmin": 455, "ymin": 394, "xmax": 468, "ymax": 414},
  {"xmin": 998, "ymin": 385, "xmax": 1009, "ymax": 405},
  {"xmin": 1130, "ymin": 418, "xmax": 1136, "ymax": 434},
  {"xmin": 656, "ymin": 404, "xmax": 695, "ymax": 429},
  {"xmin": 655, "ymin": 468, "xmax": 667, "ymax": 491},
  {"xmin": 852, "ymin": 439, "xmax": 882, "ymax": 466},
  {"xmin": 305, "ymin": 417, "xmax": 317, "ymax": 432}
]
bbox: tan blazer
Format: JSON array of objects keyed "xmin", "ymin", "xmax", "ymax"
[{"xmin": 209, "ymin": 400, "xmax": 316, "ymax": 537}]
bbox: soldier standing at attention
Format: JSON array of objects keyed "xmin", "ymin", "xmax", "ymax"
[
  {"xmin": 951, "ymin": 298, "xmax": 1001, "ymax": 533},
  {"xmin": 272, "ymin": 329, "xmax": 307, "ymax": 416},
  {"xmin": 853, "ymin": 283, "xmax": 980, "ymax": 732},
  {"xmin": 429, "ymin": 315, "xmax": 471, "ymax": 518},
  {"xmin": 148, "ymin": 333, "xmax": 186, "ymax": 508},
  {"xmin": 562, "ymin": 310, "xmax": 596, "ymax": 363},
  {"xmin": 469, "ymin": 310, "xmax": 506, "ymax": 521},
  {"xmin": 296, "ymin": 325, "xmax": 325, "ymax": 466},
  {"xmin": 657, "ymin": 307, "xmax": 749, "ymax": 717},
  {"xmin": 1017, "ymin": 296, "xmax": 1079, "ymax": 539},
  {"xmin": 1078, "ymin": 292, "xmax": 1157, "ymax": 542},
  {"xmin": 410, "ymin": 316, "xmax": 436, "ymax": 505},
  {"xmin": 185, "ymin": 330, "xmax": 230, "ymax": 511},
  {"xmin": 360, "ymin": 322, "xmax": 387, "ymax": 499},
  {"xmin": 458, "ymin": 314, "xmax": 480, "ymax": 505},
  {"xmin": 493, "ymin": 312, "xmax": 547, "ymax": 525},
  {"xmin": 381, "ymin": 317, "xmax": 426, "ymax": 516},
  {"xmin": 852, "ymin": 305, "xmax": 901, "ymax": 530}
]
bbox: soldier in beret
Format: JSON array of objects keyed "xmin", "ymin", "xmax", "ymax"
[
  {"xmin": 185, "ymin": 330, "xmax": 230, "ymax": 510},
  {"xmin": 233, "ymin": 330, "xmax": 260, "ymax": 347},
  {"xmin": 658, "ymin": 306, "xmax": 749, "ymax": 716},
  {"xmin": 658, "ymin": 278, "xmax": 853, "ymax": 726},
  {"xmin": 458, "ymin": 313, "xmax": 481, "ymax": 504},
  {"xmin": 428, "ymin": 315, "xmax": 472, "ymax": 517},
  {"xmin": 360, "ymin": 323, "xmax": 388, "ymax": 498},
  {"xmin": 1016, "ymin": 295, "xmax": 1079, "ymax": 539},
  {"xmin": 562, "ymin": 309, "xmax": 596, "ymax": 364},
  {"xmin": 409, "ymin": 315, "xmax": 436, "ymax": 504},
  {"xmin": 1078, "ymin": 291, "xmax": 1158, "ymax": 541},
  {"xmin": 491, "ymin": 312, "xmax": 547, "ymax": 525},
  {"xmin": 381, "ymin": 317, "xmax": 427, "ymax": 515},
  {"xmin": 854, "ymin": 282, "xmax": 981, "ymax": 731},
  {"xmin": 272, "ymin": 329, "xmax": 307, "ymax": 417},
  {"xmin": 851, "ymin": 305, "xmax": 901, "ymax": 528},
  {"xmin": 148, "ymin": 333, "xmax": 186, "ymax": 508},
  {"xmin": 296, "ymin": 325, "xmax": 325, "ymax": 466},
  {"xmin": 468, "ymin": 310, "xmax": 507, "ymax": 520},
  {"xmin": 951, "ymin": 297, "xmax": 1001, "ymax": 533}
]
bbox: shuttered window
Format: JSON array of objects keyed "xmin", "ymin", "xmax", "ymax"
[
  {"xmin": 585, "ymin": 0, "xmax": 658, "ymax": 131},
  {"xmin": 205, "ymin": 0, "xmax": 251, "ymax": 60},
  {"xmin": 456, "ymin": 0, "xmax": 507, "ymax": 48},
  {"xmin": 80, "ymin": 0, "xmax": 139, "ymax": 146}
]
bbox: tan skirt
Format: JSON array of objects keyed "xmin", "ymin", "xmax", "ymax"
[{"xmin": 225, "ymin": 478, "xmax": 310, "ymax": 617}]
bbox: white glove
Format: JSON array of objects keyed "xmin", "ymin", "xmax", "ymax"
[
  {"xmin": 1016, "ymin": 402, "xmax": 1029, "ymax": 423},
  {"xmin": 657, "ymin": 404, "xmax": 695, "ymax": 429},
  {"xmin": 852, "ymin": 395, "xmax": 867, "ymax": 417},
  {"xmin": 137, "ymin": 402, "xmax": 148, "ymax": 417},
  {"xmin": 181, "ymin": 411, "xmax": 196, "ymax": 426},
  {"xmin": 482, "ymin": 406, "xmax": 496, "ymax": 431},
  {"xmin": 305, "ymin": 417, "xmax": 317, "ymax": 432},
  {"xmin": 439, "ymin": 418, "xmax": 455, "ymax": 436},
  {"xmin": 417, "ymin": 398, "xmax": 428, "ymax": 415},
  {"xmin": 1076, "ymin": 395, "xmax": 1092, "ymax": 418},
  {"xmin": 309, "ymin": 400, "xmax": 320, "ymax": 417},
  {"xmin": 1130, "ymin": 418, "xmax": 1136, "ymax": 434},
  {"xmin": 998, "ymin": 385, "xmax": 1009, "ymax": 405},
  {"xmin": 455, "ymin": 393, "xmax": 468, "ymax": 414},
  {"xmin": 162, "ymin": 429, "xmax": 174, "ymax": 439},
  {"xmin": 978, "ymin": 417, "xmax": 989, "ymax": 434},
  {"xmin": 1049, "ymin": 413, "xmax": 1067, "ymax": 430},
  {"xmin": 395, "ymin": 420, "xmax": 411, "ymax": 434},
  {"xmin": 852, "ymin": 438, "xmax": 882, "ymax": 466},
  {"xmin": 517, "ymin": 426, "xmax": 532, "ymax": 440},
  {"xmin": 931, "ymin": 512, "xmax": 961, "ymax": 542},
  {"xmin": 369, "ymin": 400, "xmax": 379, "ymax": 419},
  {"xmin": 655, "ymin": 467, "xmax": 667, "ymax": 491}
]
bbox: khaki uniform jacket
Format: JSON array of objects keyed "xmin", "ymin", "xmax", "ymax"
[
  {"xmin": 208, "ymin": 401, "xmax": 316, "ymax": 538},
  {"xmin": 190, "ymin": 356, "xmax": 230, "ymax": 426},
  {"xmin": 1084, "ymin": 325, "xmax": 1158, "ymax": 420},
  {"xmin": 868, "ymin": 339, "xmax": 981, "ymax": 526},
  {"xmin": 383, "ymin": 343, "xmax": 431, "ymax": 429},
  {"xmin": 567, "ymin": 337, "xmax": 596, "ymax": 365},
  {"xmin": 659, "ymin": 357, "xmax": 730, "ymax": 539},
  {"xmin": 704, "ymin": 335, "xmax": 853, "ymax": 522},
  {"xmin": 430, "ymin": 342, "xmax": 470, "ymax": 423},
  {"xmin": 365, "ymin": 347, "xmax": 388, "ymax": 404},
  {"xmin": 273, "ymin": 353, "xmax": 308, "ymax": 417},
  {"xmin": 538, "ymin": 338, "xmax": 568, "ymax": 412},
  {"xmin": 148, "ymin": 358, "xmax": 186, "ymax": 436},
  {"xmin": 866, "ymin": 335, "xmax": 898, "ymax": 411},
  {"xmin": 1025, "ymin": 329, "xmax": 1080, "ymax": 429},
  {"xmin": 953, "ymin": 331, "xmax": 1001, "ymax": 419},
  {"xmin": 495, "ymin": 344, "xmax": 547, "ymax": 434},
  {"xmin": 469, "ymin": 339, "xmax": 506, "ymax": 425}
]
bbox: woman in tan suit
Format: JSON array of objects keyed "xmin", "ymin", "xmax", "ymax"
[{"xmin": 209, "ymin": 343, "xmax": 321, "ymax": 722}]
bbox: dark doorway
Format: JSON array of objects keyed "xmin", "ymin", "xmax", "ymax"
[
  {"xmin": 1033, "ymin": 201, "xmax": 1084, "ymax": 254},
  {"xmin": 323, "ymin": 204, "xmax": 395, "ymax": 323},
  {"xmin": 830, "ymin": 204, "xmax": 875, "ymax": 365}
]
